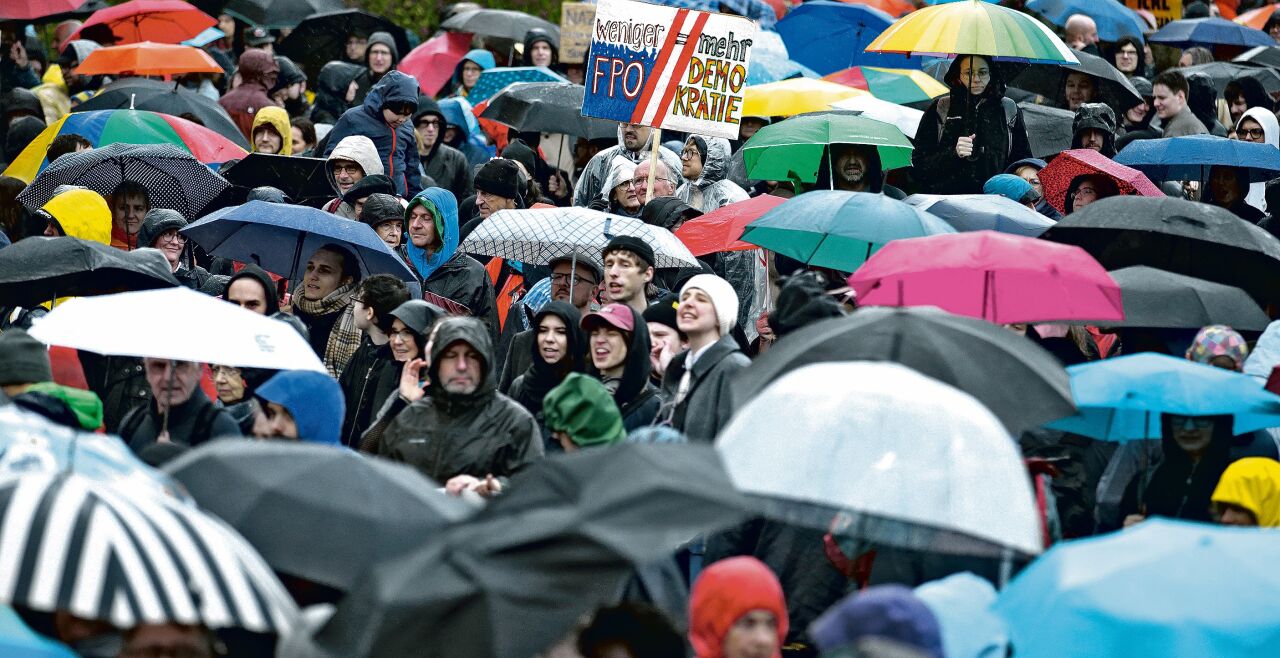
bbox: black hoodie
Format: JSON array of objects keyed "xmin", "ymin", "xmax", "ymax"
[
  {"xmin": 1122, "ymin": 414, "xmax": 1234, "ymax": 523},
  {"xmin": 364, "ymin": 31, "xmax": 401, "ymax": 88},
  {"xmin": 312, "ymin": 61, "xmax": 365, "ymax": 124},
  {"xmin": 509, "ymin": 302, "xmax": 586, "ymax": 450},
  {"xmin": 223, "ymin": 264, "xmax": 281, "ymax": 316},
  {"xmin": 414, "ymin": 95, "xmax": 473, "ymax": 201},
  {"xmin": 1186, "ymin": 72, "xmax": 1228, "ymax": 137},
  {"xmin": 521, "ymin": 28, "xmax": 558, "ymax": 67},
  {"xmin": 586, "ymin": 305, "xmax": 664, "ymax": 431}
]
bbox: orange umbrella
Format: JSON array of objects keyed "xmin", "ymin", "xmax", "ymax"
[
  {"xmin": 838, "ymin": 0, "xmax": 915, "ymax": 18},
  {"xmin": 1236, "ymin": 4, "xmax": 1276, "ymax": 30},
  {"xmin": 75, "ymin": 42, "xmax": 223, "ymax": 78}
]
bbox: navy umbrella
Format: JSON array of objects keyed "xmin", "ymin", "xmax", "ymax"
[
  {"xmin": 181, "ymin": 200, "xmax": 418, "ymax": 285},
  {"xmin": 1149, "ymin": 17, "xmax": 1273, "ymax": 49},
  {"xmin": 1115, "ymin": 134, "xmax": 1280, "ymax": 183},
  {"xmin": 1025, "ymin": 0, "xmax": 1145, "ymax": 43}
]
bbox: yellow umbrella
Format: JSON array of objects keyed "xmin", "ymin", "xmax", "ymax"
[{"xmin": 742, "ymin": 78, "xmax": 868, "ymax": 118}]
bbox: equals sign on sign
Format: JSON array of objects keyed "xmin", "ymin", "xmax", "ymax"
[{"xmin": 675, "ymin": 32, "xmax": 688, "ymax": 45}]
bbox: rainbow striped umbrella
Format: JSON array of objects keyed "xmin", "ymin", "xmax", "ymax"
[
  {"xmin": 823, "ymin": 66, "xmax": 949, "ymax": 104},
  {"xmin": 2, "ymin": 110, "xmax": 246, "ymax": 184},
  {"xmin": 866, "ymin": 0, "xmax": 1079, "ymax": 64}
]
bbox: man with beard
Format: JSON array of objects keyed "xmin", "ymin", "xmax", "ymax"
[{"xmin": 820, "ymin": 143, "xmax": 904, "ymax": 197}]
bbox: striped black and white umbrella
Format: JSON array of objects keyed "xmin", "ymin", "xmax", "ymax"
[
  {"xmin": 16, "ymin": 142, "xmax": 228, "ymax": 220},
  {"xmin": 462, "ymin": 207, "xmax": 700, "ymax": 269},
  {"xmin": 0, "ymin": 473, "xmax": 299, "ymax": 634}
]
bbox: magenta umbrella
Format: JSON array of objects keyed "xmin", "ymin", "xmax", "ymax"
[
  {"xmin": 847, "ymin": 230, "xmax": 1124, "ymax": 324},
  {"xmin": 398, "ymin": 31, "xmax": 473, "ymax": 97}
]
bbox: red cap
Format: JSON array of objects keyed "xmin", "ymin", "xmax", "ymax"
[{"xmin": 581, "ymin": 303, "xmax": 635, "ymax": 333}]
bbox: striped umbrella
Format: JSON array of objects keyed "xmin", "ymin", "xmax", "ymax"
[
  {"xmin": 866, "ymin": 0, "xmax": 1079, "ymax": 64},
  {"xmin": 0, "ymin": 473, "xmax": 299, "ymax": 634}
]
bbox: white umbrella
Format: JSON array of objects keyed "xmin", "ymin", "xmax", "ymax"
[
  {"xmin": 462, "ymin": 207, "xmax": 701, "ymax": 269},
  {"xmin": 716, "ymin": 361, "xmax": 1042, "ymax": 557},
  {"xmin": 28, "ymin": 287, "xmax": 325, "ymax": 372},
  {"xmin": 831, "ymin": 94, "xmax": 925, "ymax": 139}
]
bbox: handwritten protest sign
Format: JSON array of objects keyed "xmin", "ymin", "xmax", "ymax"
[
  {"xmin": 581, "ymin": 0, "xmax": 756, "ymax": 140},
  {"xmin": 1124, "ymin": 0, "xmax": 1181, "ymax": 28},
  {"xmin": 560, "ymin": 3, "xmax": 596, "ymax": 64}
]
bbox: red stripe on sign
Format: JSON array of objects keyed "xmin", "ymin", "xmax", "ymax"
[
  {"xmin": 651, "ymin": 11, "xmax": 709, "ymax": 126},
  {"xmin": 630, "ymin": 9, "xmax": 688, "ymax": 125}
]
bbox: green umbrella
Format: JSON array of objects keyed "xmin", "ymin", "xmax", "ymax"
[{"xmin": 741, "ymin": 111, "xmax": 914, "ymax": 185}]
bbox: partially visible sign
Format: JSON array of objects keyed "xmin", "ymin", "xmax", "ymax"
[
  {"xmin": 561, "ymin": 2, "xmax": 596, "ymax": 64},
  {"xmin": 581, "ymin": 0, "xmax": 756, "ymax": 140},
  {"xmin": 1125, "ymin": 0, "xmax": 1182, "ymax": 28}
]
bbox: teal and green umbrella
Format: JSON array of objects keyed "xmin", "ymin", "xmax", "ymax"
[{"xmin": 740, "ymin": 112, "xmax": 914, "ymax": 185}]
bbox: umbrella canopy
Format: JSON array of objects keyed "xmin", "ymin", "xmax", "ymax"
[
  {"xmin": 741, "ymin": 111, "xmax": 913, "ymax": 184},
  {"xmin": 996, "ymin": 518, "xmax": 1280, "ymax": 658},
  {"xmin": 164, "ymin": 441, "xmax": 471, "ymax": 592},
  {"xmin": 3, "ymin": 110, "xmax": 246, "ymax": 185},
  {"xmin": 843, "ymin": 0, "xmax": 916, "ymax": 18},
  {"xmin": 732, "ymin": 305, "xmax": 1075, "ymax": 433},
  {"xmin": 310, "ymin": 443, "xmax": 749, "ymax": 657},
  {"xmin": 1104, "ymin": 266, "xmax": 1271, "ymax": 331},
  {"xmin": 747, "ymin": 51, "xmax": 820, "ymax": 86},
  {"xmin": 1149, "ymin": 17, "xmax": 1273, "ymax": 49},
  {"xmin": 16, "ymin": 142, "xmax": 229, "ymax": 220},
  {"xmin": 777, "ymin": 1, "xmax": 919, "ymax": 75},
  {"xmin": 466, "ymin": 66, "xmax": 568, "ymax": 103},
  {"xmin": 29, "ymin": 287, "xmax": 327, "ymax": 372},
  {"xmin": 848, "ymin": 230, "xmax": 1124, "ymax": 324},
  {"xmin": 1233, "ymin": 45, "xmax": 1280, "ymax": 69},
  {"xmin": 1041, "ymin": 195, "xmax": 1280, "ymax": 305},
  {"xmin": 461, "ymin": 207, "xmax": 700, "ymax": 269},
  {"xmin": 218, "ymin": 153, "xmax": 333, "ymax": 202},
  {"xmin": 1018, "ymin": 101, "xmax": 1076, "ymax": 159},
  {"xmin": 75, "ymin": 41, "xmax": 222, "ymax": 77},
  {"xmin": 1175, "ymin": 61, "xmax": 1280, "ymax": 102},
  {"xmin": 278, "ymin": 9, "xmax": 410, "ymax": 81},
  {"xmin": 69, "ymin": 0, "xmax": 215, "ymax": 45},
  {"xmin": 1115, "ymin": 134, "xmax": 1280, "ymax": 184},
  {"xmin": 741, "ymin": 190, "xmax": 956, "ymax": 271},
  {"xmin": 480, "ymin": 82, "xmax": 617, "ymax": 140},
  {"xmin": 0, "ymin": 0, "xmax": 85, "ymax": 21},
  {"xmin": 675, "ymin": 194, "xmax": 787, "ymax": 255},
  {"xmin": 441, "ymin": 8, "xmax": 560, "ymax": 43},
  {"xmin": 865, "ymin": 0, "xmax": 1079, "ymax": 64},
  {"xmin": 1008, "ymin": 48, "xmax": 1143, "ymax": 113},
  {"xmin": 1236, "ymin": 4, "xmax": 1280, "ymax": 30},
  {"xmin": 0, "ymin": 237, "xmax": 179, "ymax": 308},
  {"xmin": 1038, "ymin": 148, "xmax": 1163, "ymax": 214},
  {"xmin": 906, "ymin": 193, "xmax": 1055, "ymax": 237},
  {"xmin": 72, "ymin": 78, "xmax": 248, "ymax": 148},
  {"xmin": 223, "ymin": 0, "xmax": 344, "ymax": 29},
  {"xmin": 0, "ymin": 605, "xmax": 75, "ymax": 658},
  {"xmin": 720, "ymin": 361, "xmax": 1042, "ymax": 557},
  {"xmin": 1026, "ymin": 0, "xmax": 1146, "ymax": 42},
  {"xmin": 830, "ymin": 93, "xmax": 926, "ymax": 138},
  {"xmin": 1047, "ymin": 353, "xmax": 1280, "ymax": 440},
  {"xmin": 182, "ymin": 200, "xmax": 419, "ymax": 283},
  {"xmin": 823, "ymin": 65, "xmax": 949, "ymax": 104},
  {"xmin": 742, "ymin": 78, "xmax": 869, "ymax": 117},
  {"xmin": 0, "ymin": 472, "xmax": 298, "ymax": 634},
  {"xmin": 398, "ymin": 31, "xmax": 473, "ymax": 97}
]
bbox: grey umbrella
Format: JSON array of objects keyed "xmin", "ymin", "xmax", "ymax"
[
  {"xmin": 1009, "ymin": 49, "xmax": 1143, "ymax": 114},
  {"xmin": 1018, "ymin": 101, "xmax": 1076, "ymax": 159},
  {"xmin": 1103, "ymin": 266, "xmax": 1271, "ymax": 331},
  {"xmin": 442, "ymin": 8, "xmax": 560, "ymax": 43}
]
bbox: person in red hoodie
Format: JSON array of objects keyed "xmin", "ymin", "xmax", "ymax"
[
  {"xmin": 689, "ymin": 556, "xmax": 789, "ymax": 658},
  {"xmin": 219, "ymin": 49, "xmax": 281, "ymax": 139}
]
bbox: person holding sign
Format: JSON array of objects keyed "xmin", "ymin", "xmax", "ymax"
[{"xmin": 573, "ymin": 123, "xmax": 682, "ymax": 207}]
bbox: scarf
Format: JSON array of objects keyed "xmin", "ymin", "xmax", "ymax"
[{"xmin": 294, "ymin": 282, "xmax": 360, "ymax": 377}]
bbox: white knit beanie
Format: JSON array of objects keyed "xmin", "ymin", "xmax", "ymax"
[{"xmin": 680, "ymin": 274, "xmax": 739, "ymax": 337}]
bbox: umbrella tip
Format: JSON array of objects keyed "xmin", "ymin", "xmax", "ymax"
[{"xmin": 129, "ymin": 93, "xmax": 135, "ymax": 110}]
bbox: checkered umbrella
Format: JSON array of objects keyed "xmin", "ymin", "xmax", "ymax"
[
  {"xmin": 466, "ymin": 66, "xmax": 567, "ymax": 103},
  {"xmin": 462, "ymin": 207, "xmax": 700, "ymax": 269}
]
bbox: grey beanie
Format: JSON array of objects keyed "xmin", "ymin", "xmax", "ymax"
[{"xmin": 0, "ymin": 329, "xmax": 53, "ymax": 386}]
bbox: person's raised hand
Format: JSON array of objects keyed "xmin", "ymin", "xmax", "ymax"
[
  {"xmin": 398, "ymin": 357, "xmax": 428, "ymax": 403},
  {"xmin": 445, "ymin": 474, "xmax": 481, "ymax": 496},
  {"xmin": 956, "ymin": 134, "xmax": 975, "ymax": 159}
]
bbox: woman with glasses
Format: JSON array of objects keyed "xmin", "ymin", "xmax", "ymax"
[
  {"xmin": 1109, "ymin": 36, "xmax": 1150, "ymax": 80},
  {"xmin": 134, "ymin": 208, "xmax": 210, "ymax": 291},
  {"xmin": 1233, "ymin": 107, "xmax": 1278, "ymax": 214}
]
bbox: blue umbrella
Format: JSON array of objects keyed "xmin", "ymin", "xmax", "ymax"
[
  {"xmin": 1115, "ymin": 134, "xmax": 1280, "ymax": 183},
  {"xmin": 1026, "ymin": 0, "xmax": 1146, "ymax": 42},
  {"xmin": 905, "ymin": 194, "xmax": 1055, "ymax": 237},
  {"xmin": 182, "ymin": 26, "xmax": 228, "ymax": 48},
  {"xmin": 1149, "ymin": 17, "xmax": 1274, "ymax": 49},
  {"xmin": 746, "ymin": 52, "xmax": 819, "ymax": 85},
  {"xmin": 467, "ymin": 66, "xmax": 567, "ymax": 103},
  {"xmin": 718, "ymin": 0, "xmax": 778, "ymax": 29},
  {"xmin": 996, "ymin": 518, "xmax": 1280, "ymax": 658},
  {"xmin": 182, "ymin": 200, "xmax": 419, "ymax": 285},
  {"xmin": 1046, "ymin": 352, "xmax": 1280, "ymax": 440},
  {"xmin": 0, "ymin": 606, "xmax": 75, "ymax": 658},
  {"xmin": 776, "ymin": 1, "xmax": 922, "ymax": 75}
]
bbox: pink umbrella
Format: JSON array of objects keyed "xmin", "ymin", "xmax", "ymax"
[
  {"xmin": 1039, "ymin": 148, "xmax": 1164, "ymax": 215},
  {"xmin": 398, "ymin": 31, "xmax": 473, "ymax": 97},
  {"xmin": 848, "ymin": 230, "xmax": 1125, "ymax": 324},
  {"xmin": 674, "ymin": 194, "xmax": 786, "ymax": 256}
]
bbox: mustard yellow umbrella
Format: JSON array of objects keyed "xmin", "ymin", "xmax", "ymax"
[
  {"xmin": 866, "ymin": 0, "xmax": 1078, "ymax": 64},
  {"xmin": 742, "ymin": 78, "xmax": 869, "ymax": 118}
]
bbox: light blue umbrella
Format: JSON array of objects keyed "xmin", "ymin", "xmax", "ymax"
[
  {"xmin": 182, "ymin": 27, "xmax": 227, "ymax": 48},
  {"xmin": 1046, "ymin": 352, "xmax": 1280, "ymax": 440},
  {"xmin": 0, "ymin": 606, "xmax": 76, "ymax": 658},
  {"xmin": 996, "ymin": 518, "xmax": 1280, "ymax": 658},
  {"xmin": 1115, "ymin": 134, "xmax": 1280, "ymax": 183},
  {"xmin": 466, "ymin": 66, "xmax": 567, "ymax": 103},
  {"xmin": 906, "ymin": 194, "xmax": 1055, "ymax": 237},
  {"xmin": 1026, "ymin": 0, "xmax": 1146, "ymax": 42},
  {"xmin": 747, "ymin": 52, "xmax": 819, "ymax": 86}
]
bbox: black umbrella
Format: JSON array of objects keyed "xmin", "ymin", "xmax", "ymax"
[
  {"xmin": 1009, "ymin": 49, "xmax": 1143, "ymax": 114},
  {"xmin": 480, "ymin": 82, "xmax": 617, "ymax": 140},
  {"xmin": 1019, "ymin": 101, "xmax": 1076, "ymax": 159},
  {"xmin": 0, "ymin": 236, "xmax": 179, "ymax": 306},
  {"xmin": 73, "ymin": 78, "xmax": 249, "ymax": 149},
  {"xmin": 310, "ymin": 443, "xmax": 749, "ymax": 658},
  {"xmin": 732, "ymin": 306, "xmax": 1075, "ymax": 434},
  {"xmin": 1104, "ymin": 265, "xmax": 1271, "ymax": 331},
  {"xmin": 1174, "ymin": 61, "xmax": 1280, "ymax": 101},
  {"xmin": 442, "ymin": 8, "xmax": 560, "ymax": 43},
  {"xmin": 1041, "ymin": 195, "xmax": 1280, "ymax": 305},
  {"xmin": 278, "ymin": 9, "xmax": 410, "ymax": 81},
  {"xmin": 163, "ymin": 441, "xmax": 471, "ymax": 592},
  {"xmin": 223, "ymin": 0, "xmax": 343, "ymax": 29},
  {"xmin": 219, "ymin": 152, "xmax": 333, "ymax": 202},
  {"xmin": 1235, "ymin": 45, "xmax": 1280, "ymax": 71},
  {"xmin": 16, "ymin": 142, "xmax": 230, "ymax": 220}
]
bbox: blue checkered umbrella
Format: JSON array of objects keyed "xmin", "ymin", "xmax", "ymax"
[{"xmin": 467, "ymin": 66, "xmax": 567, "ymax": 103}]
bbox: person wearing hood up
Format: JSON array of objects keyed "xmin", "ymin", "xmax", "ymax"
[
  {"xmin": 1225, "ymin": 77, "xmax": 1272, "ymax": 128},
  {"xmin": 661, "ymin": 274, "xmax": 747, "ymax": 442},
  {"xmin": 219, "ymin": 49, "xmax": 281, "ymax": 139},
  {"xmin": 1, "ymin": 115, "xmax": 43, "ymax": 171},
  {"xmin": 292, "ymin": 243, "xmax": 363, "ymax": 377},
  {"xmin": 676, "ymin": 135, "xmax": 748, "ymax": 212},
  {"xmin": 253, "ymin": 370, "xmax": 345, "ymax": 445},
  {"xmin": 322, "ymin": 134, "xmax": 385, "ymax": 218},
  {"xmin": 373, "ymin": 316, "xmax": 543, "ymax": 494},
  {"xmin": 323, "ymin": 70, "xmax": 423, "ymax": 197},
  {"xmin": 401, "ymin": 187, "xmax": 498, "ymax": 338},
  {"xmin": 508, "ymin": 301, "xmax": 587, "ymax": 450},
  {"xmin": 588, "ymin": 155, "xmax": 642, "ymax": 217},
  {"xmin": 811, "ymin": 143, "xmax": 905, "ymax": 198},
  {"xmin": 1120, "ymin": 413, "xmax": 1237, "ymax": 527},
  {"xmin": 270, "ymin": 55, "xmax": 309, "ymax": 118},
  {"xmin": 1070, "ymin": 102, "xmax": 1118, "ymax": 157},
  {"xmin": 1234, "ymin": 106, "xmax": 1279, "ymax": 214},
  {"xmin": 250, "ymin": 106, "xmax": 291, "ymax": 154},
  {"xmin": 688, "ymin": 556, "xmax": 789, "ymax": 658},
  {"xmin": 1118, "ymin": 76, "xmax": 1155, "ymax": 138},
  {"xmin": 1203, "ymin": 165, "xmax": 1265, "ymax": 222},
  {"xmin": 983, "ymin": 173, "xmax": 1042, "ymax": 209},
  {"xmin": 0, "ymin": 87, "xmax": 44, "ymax": 151},
  {"xmin": 522, "ymin": 28, "xmax": 558, "ymax": 68},
  {"xmin": 449, "ymin": 48, "xmax": 495, "ymax": 99},
  {"xmin": 1212, "ymin": 457, "xmax": 1280, "ymax": 527},
  {"xmin": 574, "ymin": 123, "xmax": 683, "ymax": 207},
  {"xmin": 363, "ymin": 31, "xmax": 400, "ymax": 89},
  {"xmin": 135, "ymin": 209, "xmax": 211, "ymax": 291},
  {"xmin": 809, "ymin": 585, "xmax": 944, "ymax": 658},
  {"xmin": 338, "ymin": 274, "xmax": 410, "ymax": 448},
  {"xmin": 223, "ymin": 264, "xmax": 280, "ymax": 316},
  {"xmin": 57, "ymin": 39, "xmax": 102, "ymax": 97},
  {"xmin": 582, "ymin": 303, "xmax": 664, "ymax": 432},
  {"xmin": 1004, "ymin": 157, "xmax": 1062, "ymax": 220},
  {"xmin": 211, "ymin": 362, "xmax": 269, "ymax": 435},
  {"xmin": 311, "ymin": 60, "xmax": 365, "ymax": 125},
  {"xmin": 1186, "ymin": 71, "xmax": 1228, "ymax": 137},
  {"xmin": 1110, "ymin": 36, "xmax": 1151, "ymax": 80},
  {"xmin": 414, "ymin": 95, "xmax": 473, "ymax": 202},
  {"xmin": 496, "ymin": 252, "xmax": 602, "ymax": 394},
  {"xmin": 913, "ymin": 55, "xmax": 1031, "ymax": 195},
  {"xmin": 1152, "ymin": 70, "xmax": 1207, "ymax": 138},
  {"xmin": 542, "ymin": 372, "xmax": 626, "ymax": 452},
  {"xmin": 1064, "ymin": 173, "xmax": 1118, "ymax": 215},
  {"xmin": 358, "ymin": 192, "xmax": 406, "ymax": 248},
  {"xmin": 437, "ymin": 96, "xmax": 493, "ymax": 167},
  {"xmin": 341, "ymin": 173, "xmax": 394, "ymax": 217}
]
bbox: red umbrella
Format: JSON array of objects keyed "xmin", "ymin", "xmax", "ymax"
[
  {"xmin": 1039, "ymin": 149, "xmax": 1163, "ymax": 215},
  {"xmin": 848, "ymin": 230, "xmax": 1125, "ymax": 324},
  {"xmin": 675, "ymin": 195, "xmax": 787, "ymax": 256},
  {"xmin": 68, "ymin": 0, "xmax": 216, "ymax": 45},
  {"xmin": 0, "ymin": 0, "xmax": 84, "ymax": 21},
  {"xmin": 399, "ymin": 31, "xmax": 473, "ymax": 97}
]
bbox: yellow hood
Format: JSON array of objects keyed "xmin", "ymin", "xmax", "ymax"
[
  {"xmin": 1212, "ymin": 457, "xmax": 1280, "ymax": 527},
  {"xmin": 251, "ymin": 106, "xmax": 292, "ymax": 155},
  {"xmin": 40, "ymin": 187, "xmax": 111, "ymax": 245}
]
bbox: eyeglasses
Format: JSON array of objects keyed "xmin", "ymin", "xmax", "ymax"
[
  {"xmin": 1239, "ymin": 128, "xmax": 1266, "ymax": 139},
  {"xmin": 416, "ymin": 118, "xmax": 441, "ymax": 128},
  {"xmin": 158, "ymin": 231, "xmax": 186, "ymax": 244},
  {"xmin": 389, "ymin": 328, "xmax": 418, "ymax": 341},
  {"xmin": 680, "ymin": 148, "xmax": 699, "ymax": 160},
  {"xmin": 1173, "ymin": 415, "xmax": 1215, "ymax": 430},
  {"xmin": 551, "ymin": 272, "xmax": 597, "ymax": 286},
  {"xmin": 1117, "ymin": 49, "xmax": 1138, "ymax": 57},
  {"xmin": 629, "ymin": 177, "xmax": 673, "ymax": 188}
]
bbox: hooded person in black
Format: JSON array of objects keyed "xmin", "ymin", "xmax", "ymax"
[
  {"xmin": 223, "ymin": 264, "xmax": 281, "ymax": 316},
  {"xmin": 1186, "ymin": 72, "xmax": 1228, "ymax": 137},
  {"xmin": 271, "ymin": 55, "xmax": 310, "ymax": 118},
  {"xmin": 338, "ymin": 274, "xmax": 411, "ymax": 448},
  {"xmin": 363, "ymin": 31, "xmax": 400, "ymax": 90},
  {"xmin": 1203, "ymin": 165, "xmax": 1266, "ymax": 222},
  {"xmin": 582, "ymin": 303, "xmax": 664, "ymax": 431},
  {"xmin": 135, "ymin": 209, "xmax": 211, "ymax": 292},
  {"xmin": 0, "ymin": 88, "xmax": 43, "ymax": 156},
  {"xmin": 508, "ymin": 302, "xmax": 586, "ymax": 451},
  {"xmin": 1121, "ymin": 414, "xmax": 1235, "ymax": 524},
  {"xmin": 1070, "ymin": 102, "xmax": 1118, "ymax": 157},
  {"xmin": 1, "ymin": 115, "xmax": 44, "ymax": 171},
  {"xmin": 414, "ymin": 95, "xmax": 473, "ymax": 202},
  {"xmin": 1224, "ymin": 77, "xmax": 1272, "ymax": 127},
  {"xmin": 521, "ymin": 28, "xmax": 558, "ymax": 69},
  {"xmin": 311, "ymin": 60, "xmax": 365, "ymax": 124}
]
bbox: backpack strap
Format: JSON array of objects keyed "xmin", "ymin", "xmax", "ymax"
[{"xmin": 1001, "ymin": 97, "xmax": 1018, "ymax": 160}]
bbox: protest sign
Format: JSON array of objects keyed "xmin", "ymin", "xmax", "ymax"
[
  {"xmin": 561, "ymin": 3, "xmax": 596, "ymax": 64},
  {"xmin": 1124, "ymin": 0, "xmax": 1181, "ymax": 28},
  {"xmin": 581, "ymin": 0, "xmax": 756, "ymax": 140}
]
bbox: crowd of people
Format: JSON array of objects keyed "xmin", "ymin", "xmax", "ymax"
[{"xmin": 5, "ymin": 0, "xmax": 1280, "ymax": 656}]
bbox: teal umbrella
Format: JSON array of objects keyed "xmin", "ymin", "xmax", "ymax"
[{"xmin": 467, "ymin": 66, "xmax": 567, "ymax": 103}]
